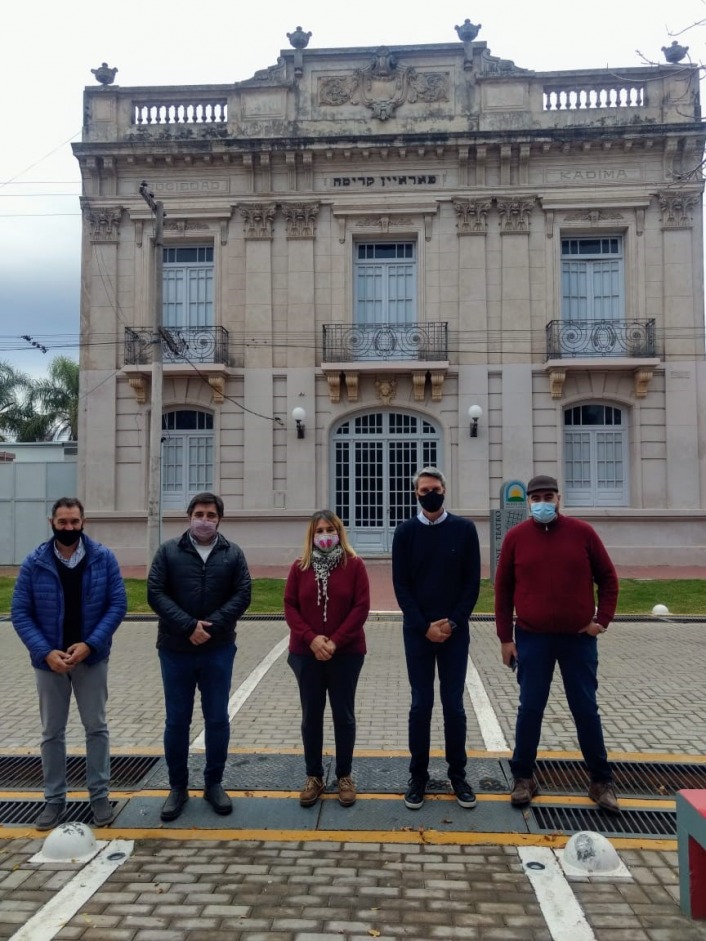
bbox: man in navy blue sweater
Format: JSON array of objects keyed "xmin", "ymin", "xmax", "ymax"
[{"xmin": 392, "ymin": 467, "xmax": 481, "ymax": 809}]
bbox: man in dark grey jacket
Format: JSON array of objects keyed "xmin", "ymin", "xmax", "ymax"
[{"xmin": 147, "ymin": 492, "xmax": 251, "ymax": 821}]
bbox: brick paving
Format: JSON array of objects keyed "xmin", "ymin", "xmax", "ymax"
[{"xmin": 1, "ymin": 612, "xmax": 706, "ymax": 938}]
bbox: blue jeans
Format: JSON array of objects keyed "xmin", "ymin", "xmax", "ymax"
[
  {"xmin": 158, "ymin": 643, "xmax": 236, "ymax": 789},
  {"xmin": 511, "ymin": 627, "xmax": 612, "ymax": 783},
  {"xmin": 288, "ymin": 652, "xmax": 365, "ymax": 779},
  {"xmin": 403, "ymin": 627, "xmax": 469, "ymax": 782},
  {"xmin": 34, "ymin": 660, "xmax": 110, "ymax": 802}
]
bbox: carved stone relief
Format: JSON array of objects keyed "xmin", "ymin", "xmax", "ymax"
[
  {"xmin": 318, "ymin": 47, "xmax": 449, "ymax": 121},
  {"xmin": 164, "ymin": 220, "xmax": 210, "ymax": 235},
  {"xmin": 453, "ymin": 198, "xmax": 492, "ymax": 235},
  {"xmin": 239, "ymin": 203, "xmax": 276, "ymax": 239},
  {"xmin": 375, "ymin": 376, "xmax": 397, "ymax": 404},
  {"xmin": 87, "ymin": 207, "xmax": 123, "ymax": 242},
  {"xmin": 282, "ymin": 202, "xmax": 320, "ymax": 238},
  {"xmin": 658, "ymin": 192, "xmax": 698, "ymax": 228},
  {"xmin": 563, "ymin": 209, "xmax": 625, "ymax": 224},
  {"xmin": 497, "ymin": 197, "xmax": 536, "ymax": 233}
]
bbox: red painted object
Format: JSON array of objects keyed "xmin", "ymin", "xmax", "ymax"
[{"xmin": 677, "ymin": 790, "xmax": 706, "ymax": 919}]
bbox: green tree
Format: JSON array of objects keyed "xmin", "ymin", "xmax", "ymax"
[
  {"xmin": 0, "ymin": 361, "xmax": 32, "ymax": 441},
  {"xmin": 29, "ymin": 357, "xmax": 79, "ymax": 441}
]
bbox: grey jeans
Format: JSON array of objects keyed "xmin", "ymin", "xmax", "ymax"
[{"xmin": 34, "ymin": 659, "xmax": 110, "ymax": 803}]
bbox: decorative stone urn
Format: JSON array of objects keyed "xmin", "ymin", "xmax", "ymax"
[
  {"xmin": 287, "ymin": 26, "xmax": 312, "ymax": 49},
  {"xmin": 662, "ymin": 40, "xmax": 689, "ymax": 63},
  {"xmin": 91, "ymin": 62, "xmax": 118, "ymax": 85},
  {"xmin": 455, "ymin": 19, "xmax": 481, "ymax": 43}
]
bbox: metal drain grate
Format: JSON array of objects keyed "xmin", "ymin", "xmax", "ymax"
[
  {"xmin": 532, "ymin": 758, "xmax": 706, "ymax": 798},
  {"xmin": 0, "ymin": 799, "xmax": 110, "ymax": 826},
  {"xmin": 0, "ymin": 755, "xmax": 160, "ymax": 789},
  {"xmin": 531, "ymin": 804, "xmax": 676, "ymax": 837}
]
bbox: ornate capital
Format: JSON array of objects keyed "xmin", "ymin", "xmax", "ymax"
[
  {"xmin": 658, "ymin": 192, "xmax": 698, "ymax": 229},
  {"xmin": 282, "ymin": 202, "xmax": 319, "ymax": 239},
  {"xmin": 497, "ymin": 197, "xmax": 536, "ymax": 233},
  {"xmin": 453, "ymin": 198, "xmax": 492, "ymax": 235},
  {"xmin": 239, "ymin": 203, "xmax": 276, "ymax": 239},
  {"xmin": 86, "ymin": 206, "xmax": 123, "ymax": 242}
]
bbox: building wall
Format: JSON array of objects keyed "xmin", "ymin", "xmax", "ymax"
[{"xmin": 73, "ymin": 36, "xmax": 706, "ymax": 568}]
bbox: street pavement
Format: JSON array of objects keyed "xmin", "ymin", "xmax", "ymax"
[{"xmin": 1, "ymin": 614, "xmax": 706, "ymax": 940}]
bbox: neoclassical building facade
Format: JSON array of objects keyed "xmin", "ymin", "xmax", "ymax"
[{"xmin": 73, "ymin": 25, "xmax": 706, "ymax": 567}]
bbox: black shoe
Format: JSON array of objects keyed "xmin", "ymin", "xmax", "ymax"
[
  {"xmin": 91, "ymin": 797, "xmax": 116, "ymax": 827},
  {"xmin": 160, "ymin": 788, "xmax": 189, "ymax": 821},
  {"xmin": 450, "ymin": 778, "xmax": 477, "ymax": 809},
  {"xmin": 404, "ymin": 779, "xmax": 426, "ymax": 810},
  {"xmin": 203, "ymin": 783, "xmax": 233, "ymax": 815},
  {"xmin": 35, "ymin": 802, "xmax": 66, "ymax": 831}
]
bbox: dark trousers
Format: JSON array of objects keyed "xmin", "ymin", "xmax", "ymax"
[
  {"xmin": 511, "ymin": 627, "xmax": 612, "ymax": 783},
  {"xmin": 287, "ymin": 652, "xmax": 365, "ymax": 779},
  {"xmin": 403, "ymin": 627, "xmax": 469, "ymax": 782},
  {"xmin": 158, "ymin": 644, "xmax": 236, "ymax": 789}
]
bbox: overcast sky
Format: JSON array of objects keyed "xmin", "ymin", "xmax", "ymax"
[{"xmin": 1, "ymin": 0, "xmax": 702, "ymax": 377}]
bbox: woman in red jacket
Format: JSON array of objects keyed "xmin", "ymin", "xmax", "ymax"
[{"xmin": 285, "ymin": 510, "xmax": 370, "ymax": 808}]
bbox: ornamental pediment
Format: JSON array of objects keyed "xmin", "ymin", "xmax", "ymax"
[{"xmin": 318, "ymin": 47, "xmax": 449, "ymax": 121}]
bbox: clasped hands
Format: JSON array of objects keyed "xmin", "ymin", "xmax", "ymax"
[
  {"xmin": 310, "ymin": 635, "xmax": 337, "ymax": 661},
  {"xmin": 190, "ymin": 620, "xmax": 213, "ymax": 645},
  {"xmin": 425, "ymin": 618, "xmax": 454, "ymax": 644},
  {"xmin": 45, "ymin": 642, "xmax": 91, "ymax": 673}
]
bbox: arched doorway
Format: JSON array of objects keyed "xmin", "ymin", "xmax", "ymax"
[{"xmin": 331, "ymin": 411, "xmax": 441, "ymax": 553}]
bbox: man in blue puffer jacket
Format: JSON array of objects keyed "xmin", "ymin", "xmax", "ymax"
[{"xmin": 11, "ymin": 497, "xmax": 127, "ymax": 831}]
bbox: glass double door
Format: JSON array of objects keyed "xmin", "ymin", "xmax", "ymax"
[{"xmin": 333, "ymin": 412, "xmax": 440, "ymax": 553}]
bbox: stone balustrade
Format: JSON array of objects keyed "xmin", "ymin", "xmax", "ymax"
[
  {"xmin": 543, "ymin": 83, "xmax": 645, "ymax": 111},
  {"xmin": 133, "ymin": 98, "xmax": 228, "ymax": 125}
]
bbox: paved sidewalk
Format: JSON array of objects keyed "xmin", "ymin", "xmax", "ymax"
[{"xmin": 1, "ymin": 617, "xmax": 706, "ymax": 939}]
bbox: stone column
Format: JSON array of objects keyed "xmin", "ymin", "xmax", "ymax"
[
  {"xmin": 497, "ymin": 198, "xmax": 535, "ymax": 481},
  {"xmin": 241, "ymin": 203, "xmax": 276, "ymax": 508},
  {"xmin": 659, "ymin": 193, "xmax": 701, "ymax": 508},
  {"xmin": 80, "ymin": 204, "xmax": 124, "ymax": 511},
  {"xmin": 282, "ymin": 203, "xmax": 319, "ymax": 510}
]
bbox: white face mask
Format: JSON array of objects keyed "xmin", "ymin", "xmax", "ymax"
[{"xmin": 313, "ymin": 533, "xmax": 339, "ymax": 552}]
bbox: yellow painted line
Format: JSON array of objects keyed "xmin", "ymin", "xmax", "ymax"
[
  {"xmin": 0, "ymin": 747, "xmax": 701, "ymax": 762},
  {"xmin": 0, "ymin": 825, "xmax": 679, "ymax": 851},
  {"xmin": 0, "ymin": 789, "xmax": 677, "ymax": 813}
]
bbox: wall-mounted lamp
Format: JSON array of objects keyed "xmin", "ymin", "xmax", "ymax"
[
  {"xmin": 468, "ymin": 404, "xmax": 483, "ymax": 438},
  {"xmin": 292, "ymin": 406, "xmax": 306, "ymax": 439}
]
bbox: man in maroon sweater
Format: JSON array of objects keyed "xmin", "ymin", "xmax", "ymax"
[{"xmin": 494, "ymin": 475, "xmax": 620, "ymax": 813}]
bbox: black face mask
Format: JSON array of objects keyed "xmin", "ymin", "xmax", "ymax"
[
  {"xmin": 418, "ymin": 491, "xmax": 445, "ymax": 513},
  {"xmin": 52, "ymin": 527, "xmax": 83, "ymax": 547}
]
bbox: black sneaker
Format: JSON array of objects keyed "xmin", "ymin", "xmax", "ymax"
[
  {"xmin": 404, "ymin": 779, "xmax": 426, "ymax": 810},
  {"xmin": 35, "ymin": 802, "xmax": 66, "ymax": 831},
  {"xmin": 450, "ymin": 778, "xmax": 477, "ymax": 809}
]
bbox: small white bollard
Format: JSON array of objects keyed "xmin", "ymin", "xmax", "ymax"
[
  {"xmin": 558, "ymin": 831, "xmax": 632, "ymax": 882},
  {"xmin": 33, "ymin": 822, "xmax": 101, "ymax": 864},
  {"xmin": 652, "ymin": 603, "xmax": 670, "ymax": 616}
]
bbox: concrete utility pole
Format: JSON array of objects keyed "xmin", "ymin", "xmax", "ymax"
[{"xmin": 139, "ymin": 181, "xmax": 165, "ymax": 568}]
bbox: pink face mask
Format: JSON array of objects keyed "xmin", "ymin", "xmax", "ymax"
[
  {"xmin": 313, "ymin": 533, "xmax": 339, "ymax": 552},
  {"xmin": 190, "ymin": 519, "xmax": 218, "ymax": 542}
]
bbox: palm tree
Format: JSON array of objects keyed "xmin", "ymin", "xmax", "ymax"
[
  {"xmin": 0, "ymin": 361, "xmax": 32, "ymax": 441},
  {"xmin": 29, "ymin": 357, "xmax": 79, "ymax": 441}
]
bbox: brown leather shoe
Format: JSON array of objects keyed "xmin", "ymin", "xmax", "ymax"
[
  {"xmin": 299, "ymin": 776, "xmax": 325, "ymax": 807},
  {"xmin": 588, "ymin": 781, "xmax": 620, "ymax": 814},
  {"xmin": 510, "ymin": 777, "xmax": 538, "ymax": 806},
  {"xmin": 337, "ymin": 775, "xmax": 357, "ymax": 807}
]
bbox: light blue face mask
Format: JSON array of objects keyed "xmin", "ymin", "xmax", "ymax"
[{"xmin": 530, "ymin": 501, "xmax": 557, "ymax": 524}]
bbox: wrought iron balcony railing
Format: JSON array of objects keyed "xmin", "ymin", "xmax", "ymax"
[
  {"xmin": 124, "ymin": 326, "xmax": 229, "ymax": 365},
  {"xmin": 546, "ymin": 319, "xmax": 656, "ymax": 359},
  {"xmin": 322, "ymin": 322, "xmax": 448, "ymax": 362}
]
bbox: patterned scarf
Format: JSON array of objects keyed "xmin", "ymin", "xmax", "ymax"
[{"xmin": 311, "ymin": 545, "xmax": 344, "ymax": 623}]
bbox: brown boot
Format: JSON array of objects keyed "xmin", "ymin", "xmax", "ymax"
[
  {"xmin": 510, "ymin": 777, "xmax": 538, "ymax": 806},
  {"xmin": 299, "ymin": 776, "xmax": 325, "ymax": 807},
  {"xmin": 588, "ymin": 781, "xmax": 620, "ymax": 814},
  {"xmin": 337, "ymin": 775, "xmax": 357, "ymax": 807}
]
